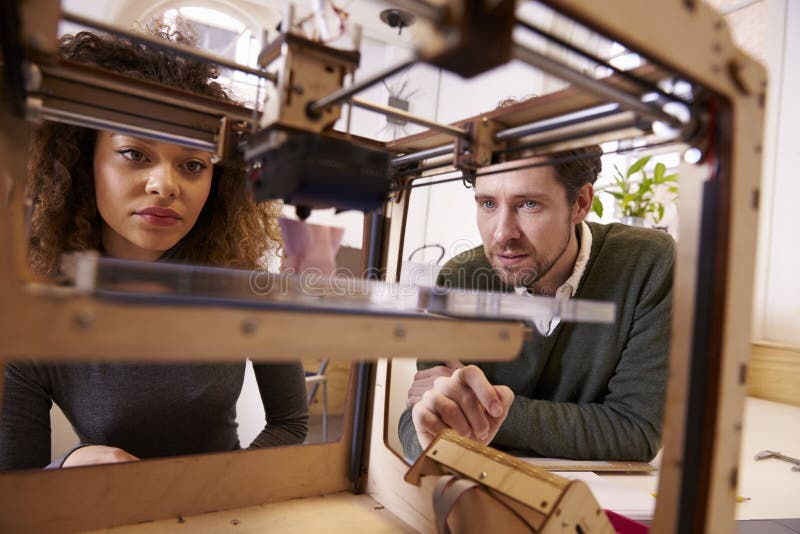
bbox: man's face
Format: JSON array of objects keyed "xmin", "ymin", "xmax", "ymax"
[{"xmin": 474, "ymin": 161, "xmax": 586, "ymax": 291}]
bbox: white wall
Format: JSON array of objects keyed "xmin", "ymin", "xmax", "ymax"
[{"xmin": 753, "ymin": 0, "xmax": 800, "ymax": 345}]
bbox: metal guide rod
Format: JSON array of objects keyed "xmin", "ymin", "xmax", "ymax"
[
  {"xmin": 500, "ymin": 116, "xmax": 649, "ymax": 155},
  {"xmin": 307, "ymin": 58, "xmax": 417, "ymax": 115},
  {"xmin": 514, "ymin": 16, "xmax": 692, "ymax": 106},
  {"xmin": 61, "ymin": 11, "xmax": 277, "ymax": 83},
  {"xmin": 351, "ymin": 97, "xmax": 468, "ymax": 139},
  {"xmin": 33, "ymin": 106, "xmax": 218, "ymax": 152},
  {"xmin": 495, "ymin": 103, "xmax": 623, "ymax": 141},
  {"xmin": 394, "ymin": 137, "xmax": 682, "ymax": 191},
  {"xmin": 391, "ymin": 116, "xmax": 648, "ymax": 181},
  {"xmin": 512, "ymin": 41, "xmax": 683, "ymax": 128},
  {"xmin": 390, "ymin": 104, "xmax": 637, "ymax": 168},
  {"xmin": 391, "ymin": 144, "xmax": 455, "ymax": 166}
]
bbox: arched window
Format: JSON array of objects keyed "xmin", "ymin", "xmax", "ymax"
[{"xmin": 155, "ymin": 5, "xmax": 267, "ymax": 104}]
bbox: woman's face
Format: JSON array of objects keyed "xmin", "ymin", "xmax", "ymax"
[{"xmin": 93, "ymin": 132, "xmax": 214, "ymax": 261}]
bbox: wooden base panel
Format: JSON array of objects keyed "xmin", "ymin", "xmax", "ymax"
[
  {"xmin": 87, "ymin": 492, "xmax": 415, "ymax": 534},
  {"xmin": 748, "ymin": 343, "xmax": 800, "ymax": 406}
]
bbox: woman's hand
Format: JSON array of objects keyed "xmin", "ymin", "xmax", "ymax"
[{"xmin": 62, "ymin": 445, "xmax": 140, "ymax": 467}]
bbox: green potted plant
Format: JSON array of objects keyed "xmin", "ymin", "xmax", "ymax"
[{"xmin": 591, "ymin": 155, "xmax": 678, "ymax": 227}]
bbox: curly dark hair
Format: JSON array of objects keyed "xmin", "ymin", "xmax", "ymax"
[
  {"xmin": 466, "ymin": 97, "xmax": 603, "ymax": 205},
  {"xmin": 27, "ymin": 29, "xmax": 282, "ymax": 275}
]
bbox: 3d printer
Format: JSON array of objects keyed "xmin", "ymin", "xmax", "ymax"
[{"xmin": 0, "ymin": 0, "xmax": 765, "ymax": 532}]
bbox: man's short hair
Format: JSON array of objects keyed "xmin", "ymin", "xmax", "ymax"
[{"xmin": 541, "ymin": 145, "xmax": 603, "ymax": 204}]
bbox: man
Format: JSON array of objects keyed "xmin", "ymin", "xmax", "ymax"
[{"xmin": 398, "ymin": 145, "xmax": 673, "ymax": 462}]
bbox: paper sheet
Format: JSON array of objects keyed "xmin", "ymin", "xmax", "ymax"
[
  {"xmin": 556, "ymin": 471, "xmax": 656, "ymax": 521},
  {"xmin": 522, "ymin": 457, "xmax": 656, "ymax": 472}
]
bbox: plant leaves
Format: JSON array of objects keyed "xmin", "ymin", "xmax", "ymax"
[
  {"xmin": 592, "ymin": 196, "xmax": 604, "ymax": 218},
  {"xmin": 654, "ymin": 162, "xmax": 665, "ymax": 183},
  {"xmin": 597, "ymin": 155, "xmax": 678, "ymax": 224},
  {"xmin": 638, "ymin": 176, "xmax": 653, "ymax": 197},
  {"xmin": 626, "ymin": 155, "xmax": 651, "ymax": 178}
]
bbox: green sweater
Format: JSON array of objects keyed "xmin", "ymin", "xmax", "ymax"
[{"xmin": 398, "ymin": 222, "xmax": 674, "ymax": 462}]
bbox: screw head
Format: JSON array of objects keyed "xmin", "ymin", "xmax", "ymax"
[
  {"xmin": 74, "ymin": 310, "xmax": 95, "ymax": 328},
  {"xmin": 241, "ymin": 319, "xmax": 258, "ymax": 335}
]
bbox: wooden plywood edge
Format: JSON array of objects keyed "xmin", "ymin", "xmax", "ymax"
[
  {"xmin": 0, "ymin": 291, "xmax": 526, "ymax": 362},
  {"xmin": 367, "ymin": 359, "xmax": 437, "ymax": 533}
]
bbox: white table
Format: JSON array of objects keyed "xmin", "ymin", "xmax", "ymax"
[{"xmin": 595, "ymin": 397, "xmax": 800, "ymax": 521}]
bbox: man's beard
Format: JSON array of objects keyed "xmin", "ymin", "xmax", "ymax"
[{"xmin": 490, "ymin": 220, "xmax": 573, "ymax": 291}]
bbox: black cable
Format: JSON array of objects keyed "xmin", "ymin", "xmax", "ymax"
[
  {"xmin": 348, "ymin": 211, "xmax": 384, "ymax": 493},
  {"xmin": 406, "ymin": 243, "xmax": 446, "ymax": 264},
  {"xmin": 394, "ymin": 159, "xmax": 455, "ymax": 178}
]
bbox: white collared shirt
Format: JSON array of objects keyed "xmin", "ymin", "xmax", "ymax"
[{"xmin": 514, "ymin": 221, "xmax": 593, "ymax": 336}]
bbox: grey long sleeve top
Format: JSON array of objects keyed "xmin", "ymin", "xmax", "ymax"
[
  {"xmin": 0, "ymin": 361, "xmax": 309, "ymax": 470},
  {"xmin": 399, "ymin": 222, "xmax": 673, "ymax": 462}
]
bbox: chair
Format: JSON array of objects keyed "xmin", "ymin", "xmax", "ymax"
[{"xmin": 305, "ymin": 359, "xmax": 329, "ymax": 441}]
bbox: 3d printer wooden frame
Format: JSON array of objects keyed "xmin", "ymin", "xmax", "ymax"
[{"xmin": 0, "ymin": 0, "xmax": 765, "ymax": 532}]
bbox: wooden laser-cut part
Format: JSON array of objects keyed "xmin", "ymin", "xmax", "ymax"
[
  {"xmin": 455, "ymin": 117, "xmax": 504, "ymax": 172},
  {"xmin": 259, "ymin": 32, "xmax": 360, "ymax": 132},
  {"xmin": 406, "ymin": 430, "xmax": 614, "ymax": 533}
]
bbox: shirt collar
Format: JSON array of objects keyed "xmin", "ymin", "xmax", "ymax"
[{"xmin": 562, "ymin": 220, "xmax": 592, "ymax": 297}]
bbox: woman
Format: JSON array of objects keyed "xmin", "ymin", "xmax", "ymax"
[{"xmin": 0, "ymin": 29, "xmax": 309, "ymax": 470}]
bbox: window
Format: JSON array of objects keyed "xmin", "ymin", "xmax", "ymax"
[{"xmin": 160, "ymin": 6, "xmax": 264, "ymax": 105}]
